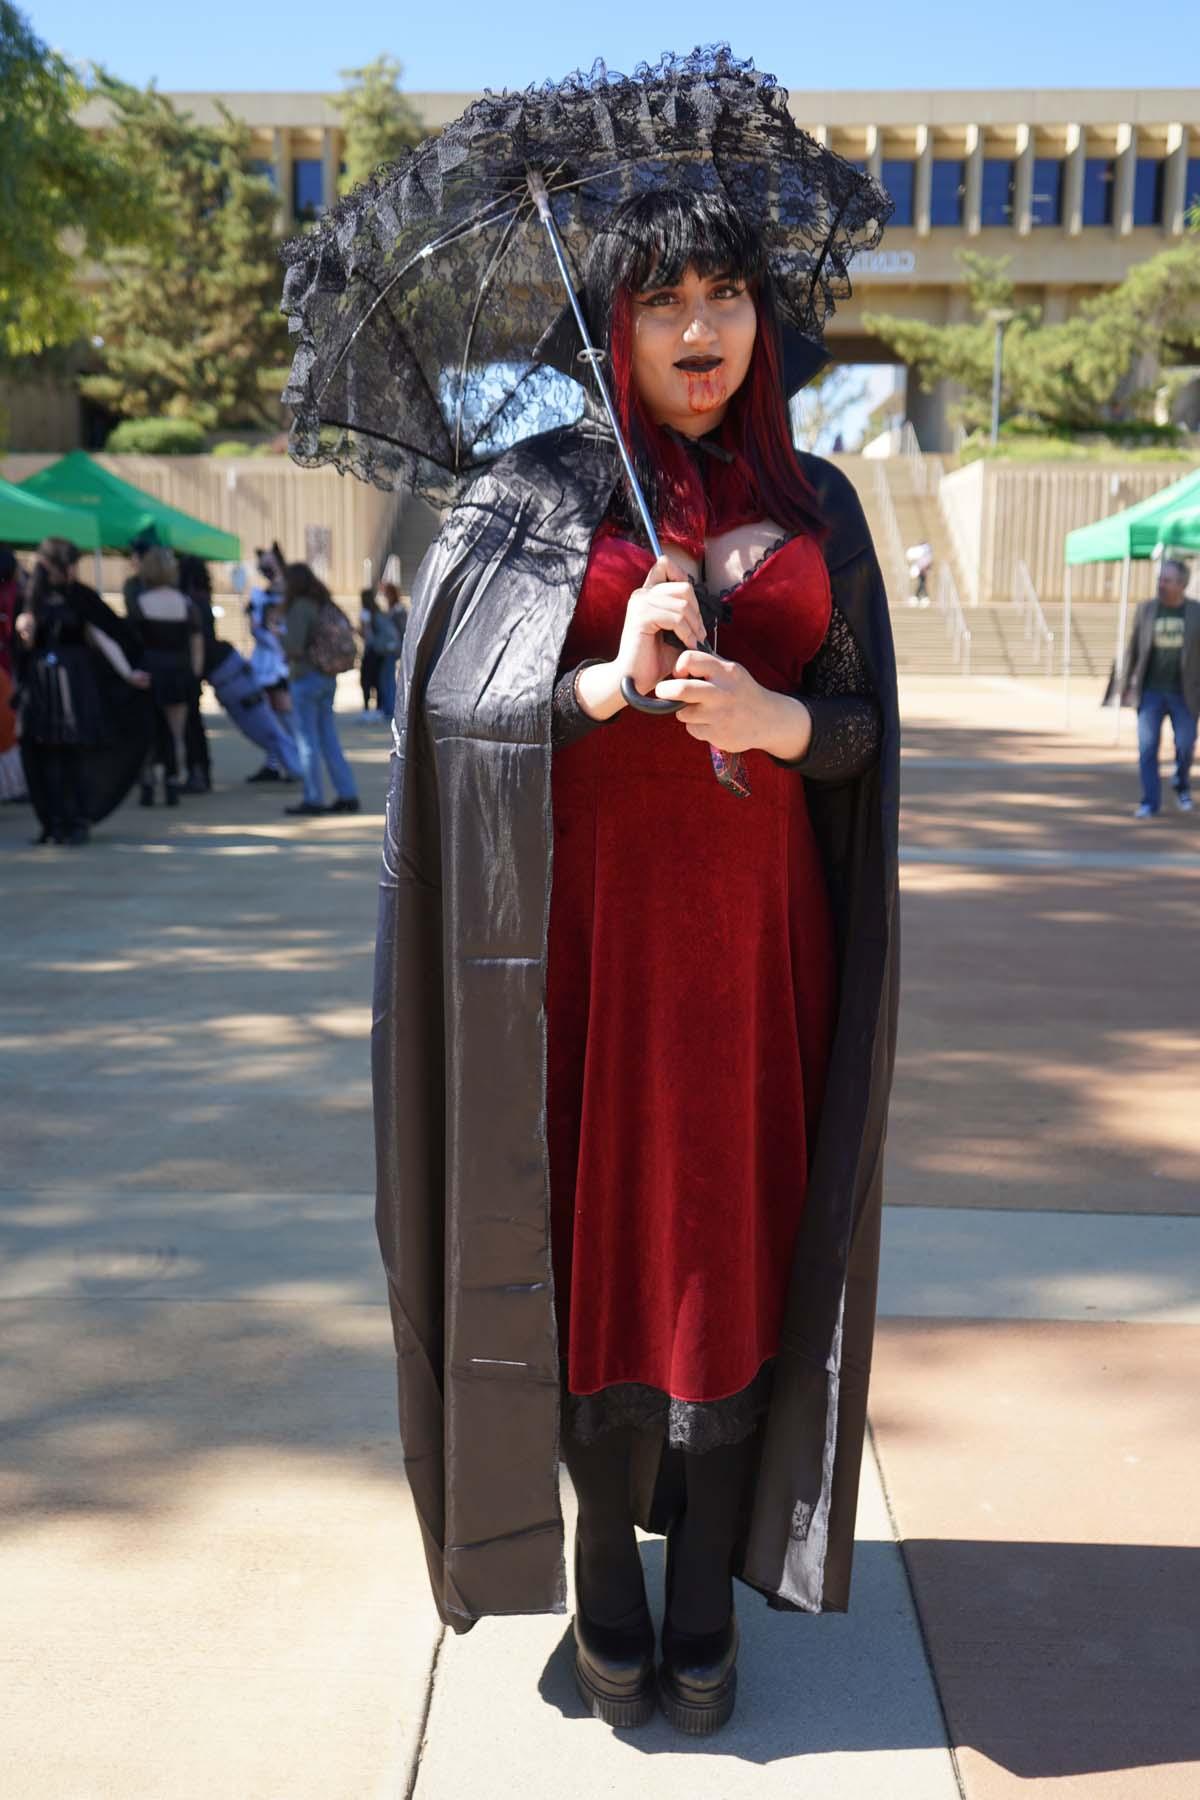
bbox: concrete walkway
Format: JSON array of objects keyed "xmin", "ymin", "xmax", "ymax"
[{"xmin": 1, "ymin": 675, "xmax": 1196, "ymax": 1798}]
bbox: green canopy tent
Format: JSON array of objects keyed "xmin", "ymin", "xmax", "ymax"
[
  {"xmin": 20, "ymin": 452, "xmax": 241, "ymax": 562},
  {"xmin": 0, "ymin": 475, "xmax": 101, "ymax": 550},
  {"xmin": 1061, "ymin": 468, "xmax": 1200, "ymax": 734}
]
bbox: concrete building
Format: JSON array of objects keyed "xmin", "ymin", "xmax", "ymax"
[{"xmin": 48, "ymin": 86, "xmax": 1200, "ymax": 451}]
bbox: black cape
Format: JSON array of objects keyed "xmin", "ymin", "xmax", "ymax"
[{"xmin": 373, "ymin": 421, "xmax": 900, "ymax": 1633}]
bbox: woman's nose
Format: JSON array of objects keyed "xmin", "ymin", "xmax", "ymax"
[{"xmin": 681, "ymin": 307, "xmax": 719, "ymax": 344}]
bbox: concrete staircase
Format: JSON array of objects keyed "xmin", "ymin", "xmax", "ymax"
[{"xmin": 830, "ymin": 453, "xmax": 1123, "ymax": 679}]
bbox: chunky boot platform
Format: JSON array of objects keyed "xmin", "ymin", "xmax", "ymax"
[
  {"xmin": 572, "ymin": 1540, "xmax": 656, "ymax": 1727},
  {"xmin": 657, "ymin": 1532, "xmax": 739, "ymax": 1735}
]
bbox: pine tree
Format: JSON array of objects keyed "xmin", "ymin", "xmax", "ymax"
[
  {"xmin": 334, "ymin": 55, "xmax": 424, "ymax": 197},
  {"xmin": 862, "ymin": 244, "xmax": 1200, "ymax": 436},
  {"xmin": 81, "ymin": 78, "xmax": 290, "ymax": 431}
]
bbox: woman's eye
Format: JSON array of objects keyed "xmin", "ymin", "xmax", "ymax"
[
  {"xmin": 639, "ymin": 292, "xmax": 677, "ymax": 307},
  {"xmin": 712, "ymin": 285, "xmax": 744, "ymax": 300}
]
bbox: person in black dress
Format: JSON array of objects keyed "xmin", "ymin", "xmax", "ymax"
[
  {"xmin": 13, "ymin": 538, "xmax": 152, "ymax": 844},
  {"xmin": 177, "ymin": 555, "xmax": 218, "ymax": 792},
  {"xmin": 125, "ymin": 545, "xmax": 204, "ymax": 806}
]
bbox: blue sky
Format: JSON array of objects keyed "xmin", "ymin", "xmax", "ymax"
[{"xmin": 30, "ymin": 0, "xmax": 1199, "ymax": 93}]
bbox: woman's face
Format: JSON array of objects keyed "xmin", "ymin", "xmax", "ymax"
[{"xmin": 629, "ymin": 263, "xmax": 757, "ymax": 437}]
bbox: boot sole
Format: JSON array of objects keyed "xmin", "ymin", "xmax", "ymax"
[
  {"xmin": 574, "ymin": 1652, "xmax": 656, "ymax": 1727},
  {"xmin": 658, "ymin": 1666, "xmax": 737, "ymax": 1735}
]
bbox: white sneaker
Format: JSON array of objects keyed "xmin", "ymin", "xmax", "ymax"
[
  {"xmin": 1134, "ymin": 803, "xmax": 1157, "ymax": 819},
  {"xmin": 1175, "ymin": 790, "xmax": 1194, "ymax": 812}
]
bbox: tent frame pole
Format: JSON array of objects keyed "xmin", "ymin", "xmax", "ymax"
[
  {"xmin": 1112, "ymin": 553, "xmax": 1131, "ymax": 746},
  {"xmin": 1062, "ymin": 562, "xmax": 1072, "ymax": 727}
]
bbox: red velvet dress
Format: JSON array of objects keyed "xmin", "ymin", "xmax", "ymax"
[{"xmin": 547, "ymin": 518, "xmax": 839, "ymax": 1410}]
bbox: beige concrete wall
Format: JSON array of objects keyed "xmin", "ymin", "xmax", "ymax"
[{"xmin": 939, "ymin": 459, "xmax": 1199, "ymax": 603}]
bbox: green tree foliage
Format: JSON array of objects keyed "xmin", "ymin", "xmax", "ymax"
[
  {"xmin": 81, "ymin": 77, "xmax": 290, "ymax": 431},
  {"xmin": 0, "ymin": 3, "xmax": 147, "ymax": 357},
  {"xmin": 334, "ymin": 54, "xmax": 424, "ymax": 197},
  {"xmin": 863, "ymin": 243, "xmax": 1200, "ymax": 434}
]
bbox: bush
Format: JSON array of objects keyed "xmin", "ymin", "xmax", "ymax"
[{"xmin": 105, "ymin": 417, "xmax": 207, "ymax": 455}]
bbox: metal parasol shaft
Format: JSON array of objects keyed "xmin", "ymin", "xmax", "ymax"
[{"xmin": 525, "ymin": 170, "xmax": 686, "ymax": 720}]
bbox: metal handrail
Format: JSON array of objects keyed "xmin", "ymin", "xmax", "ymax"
[
  {"xmin": 870, "ymin": 459, "xmax": 911, "ymax": 606},
  {"xmin": 1014, "ymin": 559, "xmax": 1055, "ymax": 669},
  {"xmin": 936, "ymin": 563, "xmax": 973, "ymax": 675},
  {"xmin": 899, "ymin": 420, "xmax": 928, "ymax": 494}
]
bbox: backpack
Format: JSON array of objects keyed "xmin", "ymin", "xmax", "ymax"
[{"xmin": 307, "ymin": 598, "xmax": 357, "ymax": 676}]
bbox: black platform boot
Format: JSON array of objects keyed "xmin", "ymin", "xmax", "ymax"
[
  {"xmin": 657, "ymin": 1526, "xmax": 739, "ymax": 1735},
  {"xmin": 572, "ymin": 1536, "xmax": 656, "ymax": 1727}
]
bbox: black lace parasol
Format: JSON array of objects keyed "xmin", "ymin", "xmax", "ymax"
[{"xmin": 280, "ymin": 45, "xmax": 892, "ymax": 507}]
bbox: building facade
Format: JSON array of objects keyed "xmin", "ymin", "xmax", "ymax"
[{"xmin": 57, "ymin": 86, "xmax": 1200, "ymax": 451}]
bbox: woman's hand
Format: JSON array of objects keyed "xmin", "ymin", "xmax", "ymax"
[
  {"xmin": 14, "ymin": 611, "xmax": 34, "ymax": 648},
  {"xmin": 613, "ymin": 555, "xmax": 707, "ymax": 697},
  {"xmin": 127, "ymin": 669, "xmax": 152, "ymax": 690},
  {"xmin": 653, "ymin": 649, "xmax": 813, "ymax": 759}
]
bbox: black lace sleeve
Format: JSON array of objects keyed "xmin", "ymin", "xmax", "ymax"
[
  {"xmin": 769, "ymin": 604, "xmax": 882, "ymax": 781},
  {"xmin": 551, "ymin": 657, "xmax": 619, "ymax": 750}
]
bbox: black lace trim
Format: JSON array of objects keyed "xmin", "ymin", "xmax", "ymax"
[
  {"xmin": 770, "ymin": 604, "xmax": 882, "ymax": 780},
  {"xmin": 551, "ymin": 657, "xmax": 616, "ymax": 750},
  {"xmin": 560, "ymin": 1358, "xmax": 776, "ymax": 1453}
]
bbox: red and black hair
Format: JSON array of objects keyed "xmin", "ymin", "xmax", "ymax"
[{"xmin": 582, "ymin": 189, "xmax": 829, "ymax": 562}]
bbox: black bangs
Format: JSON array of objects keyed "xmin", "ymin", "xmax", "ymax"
[{"xmin": 583, "ymin": 189, "xmax": 765, "ymax": 322}]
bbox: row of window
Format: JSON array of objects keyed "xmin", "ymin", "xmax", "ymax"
[
  {"xmin": 847, "ymin": 154, "xmax": 1200, "ymax": 228},
  {"xmin": 258, "ymin": 152, "xmax": 1200, "ymax": 230}
]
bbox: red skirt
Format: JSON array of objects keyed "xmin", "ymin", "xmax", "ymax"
[{"xmin": 547, "ymin": 526, "xmax": 837, "ymax": 1403}]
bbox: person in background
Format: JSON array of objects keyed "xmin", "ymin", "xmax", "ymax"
[
  {"xmin": 370, "ymin": 581, "xmax": 407, "ymax": 721},
  {"xmin": 123, "ymin": 528, "xmax": 159, "ymax": 612},
  {"xmin": 246, "ymin": 543, "xmax": 295, "ymax": 783},
  {"xmin": 13, "ymin": 538, "xmax": 151, "ymax": 844},
  {"xmin": 177, "ymin": 555, "xmax": 216, "ymax": 793},
  {"xmin": 0, "ymin": 548, "xmax": 27, "ymax": 802},
  {"xmin": 281, "ymin": 562, "xmax": 360, "ymax": 817},
  {"xmin": 357, "ymin": 586, "xmax": 382, "ymax": 722},
  {"xmin": 1120, "ymin": 556, "xmax": 1200, "ymax": 819},
  {"xmin": 125, "ymin": 545, "xmax": 203, "ymax": 807}
]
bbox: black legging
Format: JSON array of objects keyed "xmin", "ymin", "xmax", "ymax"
[
  {"xmin": 562, "ymin": 1422, "xmax": 758, "ymax": 1635},
  {"xmin": 28, "ymin": 743, "xmax": 86, "ymax": 835}
]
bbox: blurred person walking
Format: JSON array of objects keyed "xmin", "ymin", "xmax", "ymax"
[
  {"xmin": 1120, "ymin": 556, "xmax": 1200, "ymax": 819},
  {"xmin": 246, "ymin": 543, "xmax": 296, "ymax": 783},
  {"xmin": 177, "ymin": 555, "xmax": 217, "ymax": 793},
  {"xmin": 357, "ymin": 587, "xmax": 382, "ymax": 720},
  {"xmin": 12, "ymin": 538, "xmax": 151, "ymax": 844},
  {"xmin": 125, "ymin": 545, "xmax": 204, "ymax": 807},
  {"xmin": 370, "ymin": 581, "xmax": 407, "ymax": 720},
  {"xmin": 281, "ymin": 562, "xmax": 360, "ymax": 816}
]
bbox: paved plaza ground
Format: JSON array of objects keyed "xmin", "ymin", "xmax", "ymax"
[{"xmin": 1, "ymin": 673, "xmax": 1197, "ymax": 1799}]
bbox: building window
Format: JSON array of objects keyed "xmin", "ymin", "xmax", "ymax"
[
  {"xmin": 1082, "ymin": 157, "xmax": 1115, "ymax": 226},
  {"xmin": 248, "ymin": 158, "xmax": 277, "ymax": 191},
  {"xmin": 930, "ymin": 158, "xmax": 965, "ymax": 226},
  {"xmin": 1187, "ymin": 158, "xmax": 1200, "ymax": 217},
  {"xmin": 980, "ymin": 158, "xmax": 1015, "ymax": 226},
  {"xmin": 1031, "ymin": 158, "xmax": 1063, "ymax": 226},
  {"xmin": 881, "ymin": 158, "xmax": 915, "ymax": 227},
  {"xmin": 1132, "ymin": 157, "xmax": 1165, "ymax": 226},
  {"xmin": 292, "ymin": 158, "xmax": 324, "ymax": 222}
]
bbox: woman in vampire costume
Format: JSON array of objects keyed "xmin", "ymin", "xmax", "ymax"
[{"xmin": 367, "ymin": 183, "xmax": 900, "ymax": 1735}]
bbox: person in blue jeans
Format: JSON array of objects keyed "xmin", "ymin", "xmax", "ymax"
[
  {"xmin": 281, "ymin": 563, "xmax": 360, "ymax": 816},
  {"xmin": 370, "ymin": 582, "xmax": 408, "ymax": 722},
  {"xmin": 1119, "ymin": 557, "xmax": 1199, "ymax": 819}
]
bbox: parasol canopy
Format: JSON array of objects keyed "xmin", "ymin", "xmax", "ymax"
[
  {"xmin": 280, "ymin": 45, "xmax": 892, "ymax": 505},
  {"xmin": 0, "ymin": 474, "xmax": 101, "ymax": 549}
]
